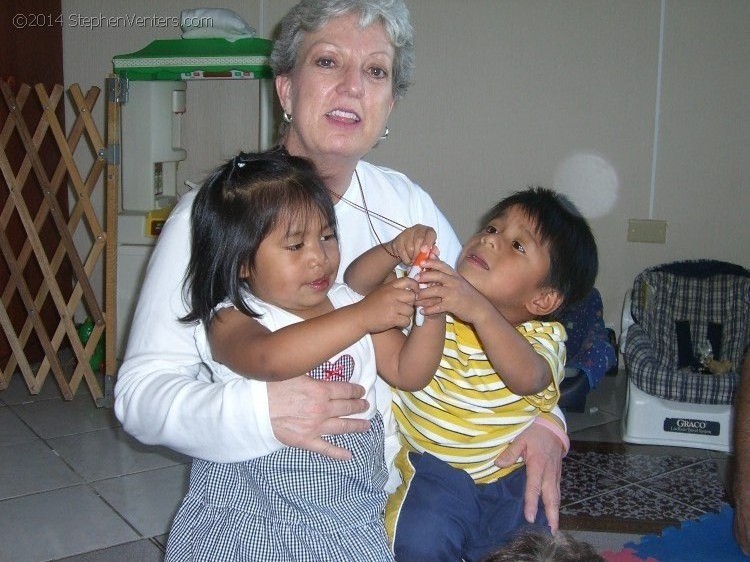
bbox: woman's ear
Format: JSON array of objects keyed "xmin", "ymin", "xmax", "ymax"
[
  {"xmin": 276, "ymin": 75, "xmax": 292, "ymax": 114},
  {"xmin": 526, "ymin": 289, "xmax": 563, "ymax": 318}
]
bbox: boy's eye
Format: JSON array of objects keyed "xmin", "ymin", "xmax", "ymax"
[
  {"xmin": 485, "ymin": 225, "xmax": 498, "ymax": 234},
  {"xmin": 512, "ymin": 240, "xmax": 526, "ymax": 254}
]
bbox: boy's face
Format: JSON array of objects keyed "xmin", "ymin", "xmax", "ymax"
[{"xmin": 457, "ymin": 206, "xmax": 554, "ymax": 324}]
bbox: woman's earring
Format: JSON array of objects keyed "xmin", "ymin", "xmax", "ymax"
[
  {"xmin": 380, "ymin": 126, "xmax": 389, "ymax": 140},
  {"xmin": 282, "ymin": 111, "xmax": 293, "ymax": 123}
]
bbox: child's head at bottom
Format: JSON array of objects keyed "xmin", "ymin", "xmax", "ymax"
[
  {"xmin": 481, "ymin": 529, "xmax": 604, "ymax": 562},
  {"xmin": 459, "ymin": 187, "xmax": 598, "ymax": 323},
  {"xmin": 184, "ymin": 148, "xmax": 340, "ymax": 325}
]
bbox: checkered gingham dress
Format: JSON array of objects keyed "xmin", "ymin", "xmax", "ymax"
[
  {"xmin": 166, "ymin": 287, "xmax": 395, "ymax": 560},
  {"xmin": 165, "ymin": 412, "xmax": 392, "ymax": 561}
]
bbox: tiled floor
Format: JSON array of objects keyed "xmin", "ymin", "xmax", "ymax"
[
  {"xmin": 0, "ymin": 366, "xmax": 733, "ymax": 561},
  {"xmin": 0, "ymin": 371, "xmax": 189, "ymax": 562}
]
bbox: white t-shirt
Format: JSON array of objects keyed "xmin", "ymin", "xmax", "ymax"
[{"xmin": 114, "ymin": 160, "xmax": 462, "ymax": 465}]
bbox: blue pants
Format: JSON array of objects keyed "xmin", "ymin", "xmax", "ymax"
[{"xmin": 390, "ymin": 451, "xmax": 549, "ymax": 562}]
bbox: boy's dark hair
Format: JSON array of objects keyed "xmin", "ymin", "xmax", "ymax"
[
  {"xmin": 481, "ymin": 529, "xmax": 604, "ymax": 562},
  {"xmin": 481, "ymin": 187, "xmax": 598, "ymax": 314},
  {"xmin": 181, "ymin": 148, "xmax": 337, "ymax": 326}
]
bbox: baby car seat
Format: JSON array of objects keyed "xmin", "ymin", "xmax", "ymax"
[{"xmin": 621, "ymin": 259, "xmax": 750, "ymax": 451}]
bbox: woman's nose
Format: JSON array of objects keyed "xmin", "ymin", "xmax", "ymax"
[{"xmin": 337, "ymin": 65, "xmax": 364, "ymax": 97}]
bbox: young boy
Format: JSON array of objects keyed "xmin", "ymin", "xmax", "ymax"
[{"xmin": 345, "ymin": 187, "xmax": 598, "ymax": 562}]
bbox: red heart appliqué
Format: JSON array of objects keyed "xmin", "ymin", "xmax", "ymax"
[{"xmin": 309, "ymin": 354, "xmax": 355, "ymax": 382}]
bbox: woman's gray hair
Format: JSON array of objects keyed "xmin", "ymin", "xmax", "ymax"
[{"xmin": 270, "ymin": 0, "xmax": 415, "ymax": 100}]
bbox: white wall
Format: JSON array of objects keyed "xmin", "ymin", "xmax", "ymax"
[{"xmin": 62, "ymin": 0, "xmax": 750, "ymax": 333}]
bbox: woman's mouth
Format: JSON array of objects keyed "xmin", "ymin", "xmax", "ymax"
[{"xmin": 326, "ymin": 109, "xmax": 360, "ymax": 124}]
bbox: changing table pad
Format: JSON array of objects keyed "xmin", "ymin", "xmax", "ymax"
[{"xmin": 113, "ymin": 38, "xmax": 273, "ymax": 81}]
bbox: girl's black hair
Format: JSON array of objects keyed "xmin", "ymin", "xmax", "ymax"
[
  {"xmin": 481, "ymin": 187, "xmax": 598, "ymax": 314},
  {"xmin": 181, "ymin": 148, "xmax": 337, "ymax": 326}
]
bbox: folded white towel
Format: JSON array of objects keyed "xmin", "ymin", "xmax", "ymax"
[{"xmin": 180, "ymin": 8, "xmax": 256, "ymax": 42}]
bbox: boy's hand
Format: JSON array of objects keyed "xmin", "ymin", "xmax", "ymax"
[
  {"xmin": 414, "ymin": 258, "xmax": 490, "ymax": 324},
  {"xmin": 385, "ymin": 225, "xmax": 439, "ymax": 266},
  {"xmin": 357, "ymin": 276, "xmax": 420, "ymax": 333}
]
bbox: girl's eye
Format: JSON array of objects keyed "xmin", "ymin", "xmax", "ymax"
[
  {"xmin": 512, "ymin": 240, "xmax": 526, "ymax": 254},
  {"xmin": 485, "ymin": 225, "xmax": 498, "ymax": 234},
  {"xmin": 286, "ymin": 243, "xmax": 304, "ymax": 251},
  {"xmin": 321, "ymin": 233, "xmax": 337, "ymax": 242}
]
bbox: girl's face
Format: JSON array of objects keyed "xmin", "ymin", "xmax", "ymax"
[
  {"xmin": 247, "ymin": 210, "xmax": 340, "ymax": 319},
  {"xmin": 457, "ymin": 206, "xmax": 553, "ymax": 325},
  {"xmin": 276, "ymin": 12, "xmax": 396, "ymax": 166}
]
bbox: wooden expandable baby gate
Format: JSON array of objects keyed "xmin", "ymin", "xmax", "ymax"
[{"xmin": 0, "ymin": 79, "xmax": 118, "ymax": 406}]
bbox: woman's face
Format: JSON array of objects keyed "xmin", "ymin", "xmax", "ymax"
[{"xmin": 276, "ymin": 12, "xmax": 396, "ymax": 165}]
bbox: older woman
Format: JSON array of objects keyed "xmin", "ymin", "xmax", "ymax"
[{"xmin": 115, "ymin": 0, "xmax": 566, "ymax": 552}]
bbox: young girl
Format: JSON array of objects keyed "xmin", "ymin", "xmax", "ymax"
[{"xmin": 164, "ymin": 149, "xmax": 444, "ymax": 562}]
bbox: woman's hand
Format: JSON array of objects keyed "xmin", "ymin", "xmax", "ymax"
[
  {"xmin": 267, "ymin": 376, "xmax": 370, "ymax": 460},
  {"xmin": 494, "ymin": 422, "xmax": 564, "ymax": 532}
]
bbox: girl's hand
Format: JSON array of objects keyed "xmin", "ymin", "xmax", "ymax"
[
  {"xmin": 414, "ymin": 258, "xmax": 492, "ymax": 324},
  {"xmin": 384, "ymin": 225, "xmax": 439, "ymax": 266},
  {"xmin": 357, "ymin": 276, "xmax": 420, "ymax": 333}
]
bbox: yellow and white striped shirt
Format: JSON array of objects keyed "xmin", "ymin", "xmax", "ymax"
[{"xmin": 393, "ymin": 315, "xmax": 566, "ymax": 484}]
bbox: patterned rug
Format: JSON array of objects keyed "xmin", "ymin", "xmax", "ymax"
[{"xmin": 559, "ymin": 440, "xmax": 729, "ymax": 535}]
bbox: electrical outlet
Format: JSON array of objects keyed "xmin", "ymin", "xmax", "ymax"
[{"xmin": 628, "ymin": 219, "xmax": 667, "ymax": 243}]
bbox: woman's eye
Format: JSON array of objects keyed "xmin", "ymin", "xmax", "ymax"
[
  {"xmin": 316, "ymin": 57, "xmax": 335, "ymax": 68},
  {"xmin": 369, "ymin": 66, "xmax": 389, "ymax": 79},
  {"xmin": 512, "ymin": 241, "xmax": 526, "ymax": 254}
]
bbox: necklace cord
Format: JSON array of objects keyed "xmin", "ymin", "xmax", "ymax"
[{"xmin": 328, "ymin": 169, "xmax": 405, "ymax": 259}]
